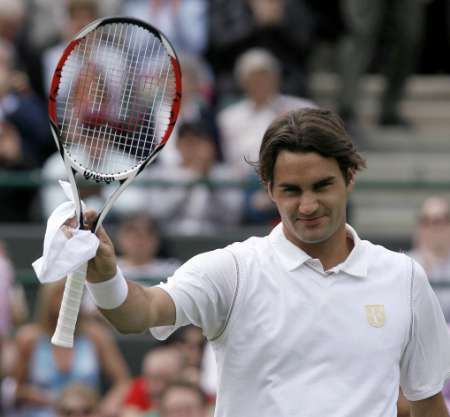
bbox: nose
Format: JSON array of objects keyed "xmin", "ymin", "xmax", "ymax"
[{"xmin": 298, "ymin": 192, "xmax": 319, "ymax": 216}]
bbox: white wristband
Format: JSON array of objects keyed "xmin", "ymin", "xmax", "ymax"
[{"xmin": 86, "ymin": 267, "xmax": 128, "ymax": 310}]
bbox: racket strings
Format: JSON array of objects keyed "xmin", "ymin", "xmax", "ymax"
[{"xmin": 56, "ymin": 22, "xmax": 176, "ymax": 175}]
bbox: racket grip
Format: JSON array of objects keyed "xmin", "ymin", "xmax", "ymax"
[{"xmin": 51, "ymin": 263, "xmax": 87, "ymax": 348}]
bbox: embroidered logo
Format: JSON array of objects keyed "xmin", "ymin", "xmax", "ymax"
[{"xmin": 365, "ymin": 305, "xmax": 385, "ymax": 328}]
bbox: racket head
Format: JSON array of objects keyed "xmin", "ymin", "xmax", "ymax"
[{"xmin": 48, "ymin": 16, "xmax": 182, "ymax": 183}]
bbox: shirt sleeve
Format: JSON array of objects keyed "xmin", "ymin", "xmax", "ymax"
[
  {"xmin": 150, "ymin": 248, "xmax": 238, "ymax": 341},
  {"xmin": 400, "ymin": 259, "xmax": 450, "ymax": 401}
]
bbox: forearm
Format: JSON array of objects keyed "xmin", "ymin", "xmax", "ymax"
[
  {"xmin": 97, "ymin": 280, "xmax": 156, "ymax": 334},
  {"xmin": 410, "ymin": 392, "xmax": 449, "ymax": 417}
]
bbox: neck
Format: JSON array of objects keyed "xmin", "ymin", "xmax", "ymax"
[{"xmin": 291, "ymin": 224, "xmax": 353, "ymax": 270}]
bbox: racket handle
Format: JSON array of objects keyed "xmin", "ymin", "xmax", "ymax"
[{"xmin": 51, "ymin": 263, "xmax": 87, "ymax": 348}]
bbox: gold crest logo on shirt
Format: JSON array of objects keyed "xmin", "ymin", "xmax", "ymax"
[{"xmin": 365, "ymin": 305, "xmax": 385, "ymax": 328}]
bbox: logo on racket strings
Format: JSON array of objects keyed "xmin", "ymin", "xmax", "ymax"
[{"xmin": 83, "ymin": 171, "xmax": 115, "ymax": 184}]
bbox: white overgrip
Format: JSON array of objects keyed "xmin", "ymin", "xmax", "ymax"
[{"xmin": 51, "ymin": 263, "xmax": 87, "ymax": 347}]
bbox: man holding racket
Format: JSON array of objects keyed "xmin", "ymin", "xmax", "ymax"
[{"xmin": 85, "ymin": 108, "xmax": 450, "ymax": 417}]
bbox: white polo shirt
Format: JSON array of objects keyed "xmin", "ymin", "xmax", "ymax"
[{"xmin": 151, "ymin": 224, "xmax": 450, "ymax": 417}]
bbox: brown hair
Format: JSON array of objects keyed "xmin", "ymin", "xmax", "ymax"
[
  {"xmin": 256, "ymin": 108, "xmax": 366, "ymax": 185},
  {"xmin": 54, "ymin": 382, "xmax": 99, "ymax": 412},
  {"xmin": 160, "ymin": 380, "xmax": 208, "ymax": 410}
]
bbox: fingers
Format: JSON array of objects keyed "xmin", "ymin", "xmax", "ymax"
[
  {"xmin": 83, "ymin": 209, "xmax": 98, "ymax": 227},
  {"xmin": 83, "ymin": 209, "xmax": 114, "ymax": 246}
]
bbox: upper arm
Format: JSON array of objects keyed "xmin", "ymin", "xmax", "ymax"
[
  {"xmin": 145, "ymin": 286, "xmax": 176, "ymax": 327},
  {"xmin": 150, "ymin": 249, "xmax": 238, "ymax": 340},
  {"xmin": 409, "ymin": 392, "xmax": 449, "ymax": 417},
  {"xmin": 400, "ymin": 260, "xmax": 450, "ymax": 400}
]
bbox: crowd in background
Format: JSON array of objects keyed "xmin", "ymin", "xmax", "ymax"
[
  {"xmin": 1, "ymin": 0, "xmax": 450, "ymax": 416},
  {"xmin": 0, "ymin": 0, "xmax": 438, "ymax": 226}
]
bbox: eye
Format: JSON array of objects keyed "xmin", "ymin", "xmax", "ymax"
[
  {"xmin": 314, "ymin": 181, "xmax": 333, "ymax": 191},
  {"xmin": 281, "ymin": 186, "xmax": 301, "ymax": 195}
]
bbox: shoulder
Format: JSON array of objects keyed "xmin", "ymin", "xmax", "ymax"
[
  {"xmin": 180, "ymin": 248, "xmax": 238, "ymax": 276},
  {"xmin": 360, "ymin": 239, "xmax": 414, "ymax": 280},
  {"xmin": 223, "ymin": 235, "xmax": 268, "ymax": 266},
  {"xmin": 176, "ymin": 237, "xmax": 265, "ymax": 277}
]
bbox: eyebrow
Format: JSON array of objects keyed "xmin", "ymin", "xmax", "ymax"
[
  {"xmin": 313, "ymin": 176, "xmax": 336, "ymax": 187},
  {"xmin": 277, "ymin": 176, "xmax": 336, "ymax": 188}
]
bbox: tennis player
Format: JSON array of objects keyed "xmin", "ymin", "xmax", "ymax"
[{"xmin": 85, "ymin": 108, "xmax": 450, "ymax": 417}]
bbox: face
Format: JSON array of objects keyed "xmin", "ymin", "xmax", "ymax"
[
  {"xmin": 56, "ymin": 395, "xmax": 98, "ymax": 417},
  {"xmin": 177, "ymin": 134, "xmax": 216, "ymax": 173},
  {"xmin": 180, "ymin": 326, "xmax": 205, "ymax": 368},
  {"xmin": 241, "ymin": 68, "xmax": 278, "ymax": 104},
  {"xmin": 160, "ymin": 387, "xmax": 206, "ymax": 417},
  {"xmin": 117, "ymin": 224, "xmax": 159, "ymax": 263},
  {"xmin": 144, "ymin": 350, "xmax": 183, "ymax": 402},
  {"xmin": 417, "ymin": 202, "xmax": 450, "ymax": 251},
  {"xmin": 268, "ymin": 151, "xmax": 354, "ymax": 251}
]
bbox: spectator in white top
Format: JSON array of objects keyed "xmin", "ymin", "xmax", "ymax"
[
  {"xmin": 41, "ymin": 0, "xmax": 100, "ymax": 95},
  {"xmin": 121, "ymin": 0, "xmax": 208, "ymax": 56},
  {"xmin": 408, "ymin": 196, "xmax": 450, "ymax": 322},
  {"xmin": 83, "ymin": 108, "xmax": 450, "ymax": 417},
  {"xmin": 217, "ymin": 47, "xmax": 315, "ymax": 177},
  {"xmin": 114, "ymin": 121, "xmax": 243, "ymax": 235}
]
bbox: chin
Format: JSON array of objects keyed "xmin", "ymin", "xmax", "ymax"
[{"xmin": 296, "ymin": 227, "xmax": 333, "ymax": 245}]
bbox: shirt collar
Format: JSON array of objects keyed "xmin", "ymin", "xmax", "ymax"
[{"xmin": 268, "ymin": 223, "xmax": 368, "ymax": 278}]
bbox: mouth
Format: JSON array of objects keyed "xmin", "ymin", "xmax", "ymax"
[{"xmin": 297, "ymin": 216, "xmax": 324, "ymax": 226}]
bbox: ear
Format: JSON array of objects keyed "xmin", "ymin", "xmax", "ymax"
[{"xmin": 346, "ymin": 169, "xmax": 356, "ymax": 192}]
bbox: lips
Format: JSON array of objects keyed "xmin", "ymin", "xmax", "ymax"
[{"xmin": 297, "ymin": 216, "xmax": 324, "ymax": 225}]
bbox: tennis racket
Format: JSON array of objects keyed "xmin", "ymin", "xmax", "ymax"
[{"xmin": 48, "ymin": 16, "xmax": 182, "ymax": 347}]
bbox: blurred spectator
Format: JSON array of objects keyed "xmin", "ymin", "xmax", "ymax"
[
  {"xmin": 172, "ymin": 326, "xmax": 216, "ymax": 404},
  {"xmin": 217, "ymin": 48, "xmax": 315, "ymax": 177},
  {"xmin": 175, "ymin": 326, "xmax": 205, "ymax": 370},
  {"xmin": 208, "ymin": 0, "xmax": 315, "ymax": 100},
  {"xmin": 121, "ymin": 0, "xmax": 208, "ymax": 55},
  {"xmin": 408, "ymin": 196, "xmax": 450, "ymax": 322},
  {"xmin": 26, "ymin": 0, "xmax": 120, "ymax": 53},
  {"xmin": 42, "ymin": 0, "xmax": 100, "ymax": 94},
  {"xmin": 13, "ymin": 280, "xmax": 130, "ymax": 417},
  {"xmin": 115, "ymin": 121, "xmax": 244, "ymax": 235},
  {"xmin": 123, "ymin": 346, "xmax": 184, "ymax": 417},
  {"xmin": 337, "ymin": 0, "xmax": 427, "ymax": 127},
  {"xmin": 0, "ymin": 37, "xmax": 50, "ymax": 221},
  {"xmin": 115, "ymin": 212, "xmax": 180, "ymax": 283},
  {"xmin": 0, "ymin": 241, "xmax": 28, "ymax": 416},
  {"xmin": 0, "ymin": 37, "xmax": 51, "ymax": 166},
  {"xmin": 54, "ymin": 383, "xmax": 100, "ymax": 417},
  {"xmin": 0, "ymin": 0, "xmax": 46, "ymax": 97},
  {"xmin": 1, "ymin": 337, "xmax": 19, "ymax": 417},
  {"xmin": 158, "ymin": 381, "xmax": 210, "ymax": 417},
  {"xmin": 0, "ymin": 120, "xmax": 40, "ymax": 221},
  {"xmin": 0, "ymin": 241, "xmax": 28, "ymax": 338}
]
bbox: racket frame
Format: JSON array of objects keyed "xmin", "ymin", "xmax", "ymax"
[{"xmin": 47, "ymin": 16, "xmax": 182, "ymax": 347}]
